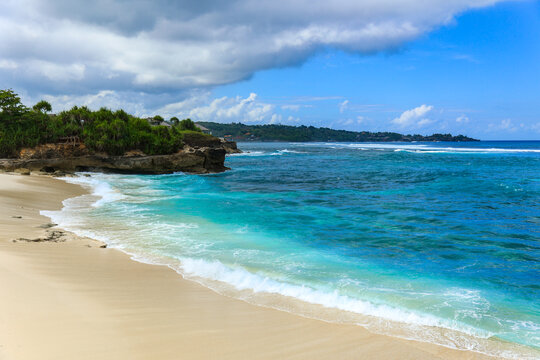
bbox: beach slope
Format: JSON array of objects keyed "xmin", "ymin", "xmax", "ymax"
[{"xmin": 0, "ymin": 173, "xmax": 488, "ymax": 360}]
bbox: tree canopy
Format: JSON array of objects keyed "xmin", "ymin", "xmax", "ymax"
[
  {"xmin": 197, "ymin": 122, "xmax": 478, "ymax": 142},
  {"xmin": 0, "ymin": 89, "xmax": 28, "ymax": 117},
  {"xmin": 33, "ymin": 100, "xmax": 52, "ymax": 113},
  {"xmin": 0, "ymin": 89, "xmax": 203, "ymax": 158}
]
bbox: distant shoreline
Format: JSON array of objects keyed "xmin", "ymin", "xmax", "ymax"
[
  {"xmin": 197, "ymin": 121, "xmax": 479, "ymax": 142},
  {"xmin": 233, "ymin": 139, "xmax": 482, "ymax": 143}
]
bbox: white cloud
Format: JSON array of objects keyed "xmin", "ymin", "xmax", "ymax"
[
  {"xmin": 24, "ymin": 89, "xmax": 311, "ymax": 125},
  {"xmin": 41, "ymin": 90, "xmax": 147, "ymax": 116},
  {"xmin": 484, "ymin": 119, "xmax": 540, "ymax": 137},
  {"xmin": 157, "ymin": 92, "xmax": 278, "ymax": 123},
  {"xmin": 0, "ymin": 59, "xmax": 18, "ymax": 70},
  {"xmin": 269, "ymin": 114, "xmax": 283, "ymax": 124},
  {"xmin": 281, "ymin": 104, "xmax": 301, "ymax": 111},
  {"xmin": 339, "ymin": 100, "xmax": 349, "ymax": 113},
  {"xmin": 286, "ymin": 115, "xmax": 301, "ymax": 123},
  {"xmin": 417, "ymin": 118, "xmax": 433, "ymax": 126},
  {"xmin": 500, "ymin": 119, "xmax": 514, "ymax": 130},
  {"xmin": 28, "ymin": 61, "xmax": 86, "ymax": 82},
  {"xmin": 456, "ymin": 115, "xmax": 469, "ymax": 123},
  {"xmin": 335, "ymin": 116, "xmax": 366, "ymax": 128},
  {"xmin": 392, "ymin": 104, "xmax": 433, "ymax": 127},
  {"xmin": 488, "ymin": 118, "xmax": 518, "ymax": 132},
  {"xmin": 0, "ymin": 0, "xmax": 507, "ymax": 98}
]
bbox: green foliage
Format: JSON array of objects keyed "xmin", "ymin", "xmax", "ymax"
[
  {"xmin": 197, "ymin": 122, "xmax": 479, "ymax": 142},
  {"xmin": 0, "ymin": 89, "xmax": 28, "ymax": 117},
  {"xmin": 150, "ymin": 115, "xmax": 164, "ymax": 126},
  {"xmin": 181, "ymin": 130, "xmax": 219, "ymax": 148},
  {"xmin": 0, "ymin": 89, "xmax": 41, "ymax": 156},
  {"xmin": 170, "ymin": 116, "xmax": 179, "ymax": 126},
  {"xmin": 33, "ymin": 100, "xmax": 52, "ymax": 113},
  {"xmin": 177, "ymin": 118, "xmax": 199, "ymax": 132},
  {"xmin": 0, "ymin": 89, "xmax": 198, "ymax": 158}
]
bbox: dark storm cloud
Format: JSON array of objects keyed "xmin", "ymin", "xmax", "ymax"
[{"xmin": 0, "ymin": 0, "xmax": 507, "ymax": 111}]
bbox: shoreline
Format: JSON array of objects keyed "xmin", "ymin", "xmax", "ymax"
[{"xmin": 0, "ymin": 172, "xmax": 503, "ymax": 359}]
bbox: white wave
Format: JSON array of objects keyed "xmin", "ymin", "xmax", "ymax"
[
  {"xmin": 395, "ymin": 149, "xmax": 455, "ymax": 154},
  {"xmin": 229, "ymin": 151, "xmax": 267, "ymax": 156},
  {"xmin": 41, "ymin": 174, "xmax": 488, "ymax": 339},
  {"xmin": 59, "ymin": 173, "xmax": 125, "ymax": 207},
  {"xmin": 276, "ymin": 149, "xmax": 307, "ymax": 154},
  {"xmin": 178, "ymin": 257, "xmax": 489, "ymax": 336},
  {"xmin": 175, "ymin": 257, "xmax": 539, "ymax": 359},
  {"xmin": 230, "ymin": 149, "xmax": 307, "ymax": 157},
  {"xmin": 302, "ymin": 142, "xmax": 540, "ymax": 154},
  {"xmin": 268, "ymin": 149, "xmax": 308, "ymax": 156},
  {"xmin": 41, "ymin": 198, "xmax": 113, "ymax": 244},
  {"xmin": 41, "ymin": 173, "xmax": 540, "ymax": 360}
]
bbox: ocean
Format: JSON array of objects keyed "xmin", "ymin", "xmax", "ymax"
[{"xmin": 43, "ymin": 141, "xmax": 540, "ymax": 359}]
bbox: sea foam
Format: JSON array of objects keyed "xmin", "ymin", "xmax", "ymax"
[
  {"xmin": 40, "ymin": 151, "xmax": 540, "ymax": 360},
  {"xmin": 298, "ymin": 142, "xmax": 540, "ymax": 153}
]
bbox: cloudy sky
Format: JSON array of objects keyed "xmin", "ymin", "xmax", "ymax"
[{"xmin": 1, "ymin": 0, "xmax": 539, "ymax": 139}]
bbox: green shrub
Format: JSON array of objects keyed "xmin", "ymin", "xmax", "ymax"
[
  {"xmin": 177, "ymin": 118, "xmax": 200, "ymax": 132},
  {"xmin": 0, "ymin": 89, "xmax": 195, "ymax": 158}
]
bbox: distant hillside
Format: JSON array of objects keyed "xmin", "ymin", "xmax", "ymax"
[{"xmin": 197, "ymin": 122, "xmax": 479, "ymax": 142}]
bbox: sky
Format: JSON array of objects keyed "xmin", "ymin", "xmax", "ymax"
[{"xmin": 1, "ymin": 0, "xmax": 539, "ymax": 140}]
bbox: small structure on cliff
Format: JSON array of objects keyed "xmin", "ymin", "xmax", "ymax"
[
  {"xmin": 146, "ymin": 117, "xmax": 172, "ymax": 127},
  {"xmin": 195, "ymin": 123, "xmax": 211, "ymax": 135}
]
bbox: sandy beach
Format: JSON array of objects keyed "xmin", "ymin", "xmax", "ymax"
[{"xmin": 0, "ymin": 172, "xmax": 491, "ymax": 360}]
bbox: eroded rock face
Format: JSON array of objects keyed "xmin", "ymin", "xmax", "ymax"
[
  {"xmin": 221, "ymin": 141, "xmax": 242, "ymax": 154},
  {"xmin": 19, "ymin": 143, "xmax": 89, "ymax": 159},
  {"xmin": 0, "ymin": 141, "xmax": 236, "ymax": 175}
]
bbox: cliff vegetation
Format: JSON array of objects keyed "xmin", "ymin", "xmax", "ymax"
[
  {"xmin": 198, "ymin": 122, "xmax": 479, "ymax": 142},
  {"xmin": 0, "ymin": 89, "xmax": 209, "ymax": 158}
]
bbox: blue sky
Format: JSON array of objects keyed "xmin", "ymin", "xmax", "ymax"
[
  {"xmin": 1, "ymin": 0, "xmax": 539, "ymax": 139},
  {"xmin": 214, "ymin": 1, "xmax": 540, "ymax": 139}
]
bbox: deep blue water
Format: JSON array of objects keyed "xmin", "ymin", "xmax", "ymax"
[{"xmin": 46, "ymin": 141, "xmax": 540, "ymax": 359}]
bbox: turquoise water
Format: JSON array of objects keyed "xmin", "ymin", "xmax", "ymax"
[{"xmin": 45, "ymin": 141, "xmax": 540, "ymax": 358}]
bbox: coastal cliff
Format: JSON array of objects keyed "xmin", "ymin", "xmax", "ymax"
[
  {"xmin": 0, "ymin": 137, "xmax": 240, "ymax": 175},
  {"xmin": 0, "ymin": 90, "xmax": 241, "ymax": 175}
]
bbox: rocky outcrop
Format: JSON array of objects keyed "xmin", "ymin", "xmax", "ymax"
[
  {"xmin": 221, "ymin": 141, "xmax": 242, "ymax": 154},
  {"xmin": 181, "ymin": 132, "xmax": 241, "ymax": 154},
  {"xmin": 0, "ymin": 139, "xmax": 239, "ymax": 175},
  {"xmin": 19, "ymin": 143, "xmax": 90, "ymax": 159}
]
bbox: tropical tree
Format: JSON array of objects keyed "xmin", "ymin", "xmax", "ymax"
[
  {"xmin": 32, "ymin": 100, "xmax": 52, "ymax": 113},
  {"xmin": 0, "ymin": 89, "xmax": 27, "ymax": 116},
  {"xmin": 178, "ymin": 118, "xmax": 198, "ymax": 131}
]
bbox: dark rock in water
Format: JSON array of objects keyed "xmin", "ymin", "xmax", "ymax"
[
  {"xmin": 0, "ymin": 139, "xmax": 240, "ymax": 175},
  {"xmin": 11, "ymin": 215, "xmax": 22, "ymax": 219},
  {"xmin": 221, "ymin": 141, "xmax": 242, "ymax": 154},
  {"xmin": 182, "ymin": 132, "xmax": 222, "ymax": 148}
]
